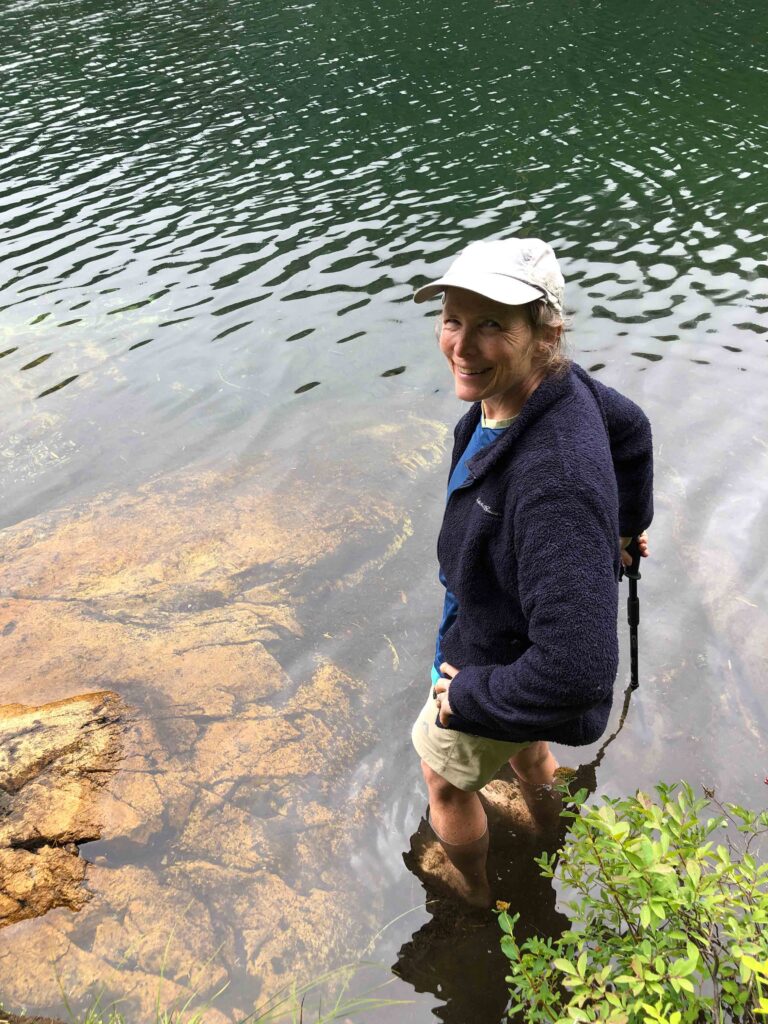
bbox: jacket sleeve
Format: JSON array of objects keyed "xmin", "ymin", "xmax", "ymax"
[
  {"xmin": 605, "ymin": 396, "xmax": 653, "ymax": 537},
  {"xmin": 584, "ymin": 372, "xmax": 654, "ymax": 537},
  {"xmin": 446, "ymin": 482, "xmax": 620, "ymax": 737}
]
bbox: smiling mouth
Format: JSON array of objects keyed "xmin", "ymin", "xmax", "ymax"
[{"xmin": 454, "ymin": 365, "xmax": 491, "ymax": 377}]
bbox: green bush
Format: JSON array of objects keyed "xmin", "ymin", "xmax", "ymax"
[{"xmin": 497, "ymin": 782, "xmax": 768, "ymax": 1023}]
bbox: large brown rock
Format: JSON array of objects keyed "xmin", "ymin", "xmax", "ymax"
[{"xmin": 0, "ymin": 692, "xmax": 123, "ymax": 928}]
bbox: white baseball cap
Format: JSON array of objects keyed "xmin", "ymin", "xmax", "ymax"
[{"xmin": 413, "ymin": 237, "xmax": 564, "ymax": 313}]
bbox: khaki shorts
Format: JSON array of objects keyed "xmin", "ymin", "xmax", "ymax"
[{"xmin": 411, "ymin": 671, "xmax": 531, "ymax": 792}]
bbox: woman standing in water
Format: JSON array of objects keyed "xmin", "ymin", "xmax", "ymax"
[{"xmin": 411, "ymin": 238, "xmax": 653, "ymax": 906}]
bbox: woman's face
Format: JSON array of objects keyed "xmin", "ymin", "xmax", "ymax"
[{"xmin": 439, "ymin": 287, "xmax": 542, "ymax": 418}]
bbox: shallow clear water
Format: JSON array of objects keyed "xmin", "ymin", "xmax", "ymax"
[{"xmin": 1, "ymin": 0, "xmax": 767, "ymax": 1020}]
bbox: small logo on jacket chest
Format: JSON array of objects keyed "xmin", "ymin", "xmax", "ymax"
[{"xmin": 475, "ymin": 497, "xmax": 501, "ymax": 517}]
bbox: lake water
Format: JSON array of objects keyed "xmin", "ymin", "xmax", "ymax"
[{"xmin": 1, "ymin": 0, "xmax": 767, "ymax": 1020}]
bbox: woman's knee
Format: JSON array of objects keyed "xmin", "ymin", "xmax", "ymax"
[
  {"xmin": 421, "ymin": 760, "xmax": 472, "ymax": 803},
  {"xmin": 509, "ymin": 740, "xmax": 550, "ymax": 777}
]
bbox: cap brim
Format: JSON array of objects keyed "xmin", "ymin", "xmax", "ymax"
[{"xmin": 413, "ymin": 271, "xmax": 545, "ymax": 307}]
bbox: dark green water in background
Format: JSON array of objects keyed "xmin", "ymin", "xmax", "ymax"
[
  {"xmin": 2, "ymin": 0, "xmax": 768, "ymax": 1020},
  {"xmin": 3, "ymin": 0, "xmax": 766, "ymax": 469}
]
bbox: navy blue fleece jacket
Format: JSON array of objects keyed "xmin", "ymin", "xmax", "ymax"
[{"xmin": 438, "ymin": 362, "xmax": 653, "ymax": 746}]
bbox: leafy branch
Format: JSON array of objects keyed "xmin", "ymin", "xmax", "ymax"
[{"xmin": 497, "ymin": 783, "xmax": 768, "ymax": 1024}]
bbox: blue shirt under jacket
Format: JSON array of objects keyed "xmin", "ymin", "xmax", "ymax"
[
  {"xmin": 434, "ymin": 416, "xmax": 512, "ymax": 677},
  {"xmin": 436, "ymin": 362, "xmax": 654, "ymax": 747}
]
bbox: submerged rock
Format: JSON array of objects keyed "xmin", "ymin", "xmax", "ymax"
[{"xmin": 0, "ymin": 411, "xmax": 448, "ymax": 1022}]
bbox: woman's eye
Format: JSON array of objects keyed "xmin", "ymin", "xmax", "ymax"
[
  {"xmin": 481, "ymin": 319, "xmax": 502, "ymax": 330},
  {"xmin": 442, "ymin": 317, "xmax": 460, "ymax": 327}
]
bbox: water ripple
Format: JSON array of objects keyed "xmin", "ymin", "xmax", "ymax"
[{"xmin": 0, "ymin": 0, "xmax": 766, "ymax": 481}]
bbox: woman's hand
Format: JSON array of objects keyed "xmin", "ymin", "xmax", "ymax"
[
  {"xmin": 620, "ymin": 531, "xmax": 649, "ymax": 568},
  {"xmin": 435, "ymin": 662, "xmax": 460, "ymax": 726}
]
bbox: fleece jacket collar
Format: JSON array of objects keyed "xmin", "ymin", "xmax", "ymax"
[{"xmin": 452, "ymin": 364, "xmax": 583, "ymax": 484}]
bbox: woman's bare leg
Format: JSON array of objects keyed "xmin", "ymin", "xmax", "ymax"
[
  {"xmin": 509, "ymin": 741, "xmax": 561, "ymax": 832},
  {"xmin": 421, "ymin": 759, "xmax": 491, "ymax": 906},
  {"xmin": 510, "ymin": 740, "xmax": 558, "ymax": 785}
]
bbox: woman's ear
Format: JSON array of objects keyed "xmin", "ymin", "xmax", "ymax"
[
  {"xmin": 533, "ymin": 325, "xmax": 560, "ymax": 362},
  {"xmin": 542, "ymin": 324, "xmax": 561, "ymax": 347}
]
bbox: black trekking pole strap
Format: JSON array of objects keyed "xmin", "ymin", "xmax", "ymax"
[{"xmin": 621, "ymin": 537, "xmax": 641, "ymax": 690}]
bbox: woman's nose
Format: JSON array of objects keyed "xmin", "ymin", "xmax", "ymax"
[{"xmin": 452, "ymin": 326, "xmax": 474, "ymax": 356}]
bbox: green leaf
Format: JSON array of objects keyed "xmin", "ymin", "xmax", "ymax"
[
  {"xmin": 625, "ymin": 851, "xmax": 647, "ymax": 871},
  {"xmin": 669, "ymin": 957, "xmax": 698, "ymax": 978},
  {"xmin": 567, "ymin": 1009, "xmax": 590, "ymax": 1022},
  {"xmin": 640, "ymin": 904, "xmax": 651, "ymax": 928},
  {"xmin": 648, "ymin": 863, "xmax": 675, "ymax": 876},
  {"xmin": 640, "ymin": 1003, "xmax": 661, "ymax": 1020},
  {"xmin": 632, "ymin": 836, "xmax": 656, "ymax": 866},
  {"xmin": 611, "ymin": 821, "xmax": 631, "ymax": 841},
  {"xmin": 740, "ymin": 954, "xmax": 768, "ymax": 980},
  {"xmin": 553, "ymin": 958, "xmax": 579, "ymax": 976},
  {"xmin": 598, "ymin": 804, "xmax": 617, "ymax": 826},
  {"xmin": 650, "ymin": 901, "xmax": 667, "ymax": 922}
]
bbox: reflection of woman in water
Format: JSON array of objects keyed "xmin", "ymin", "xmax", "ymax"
[{"xmin": 410, "ymin": 237, "xmax": 653, "ymax": 906}]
